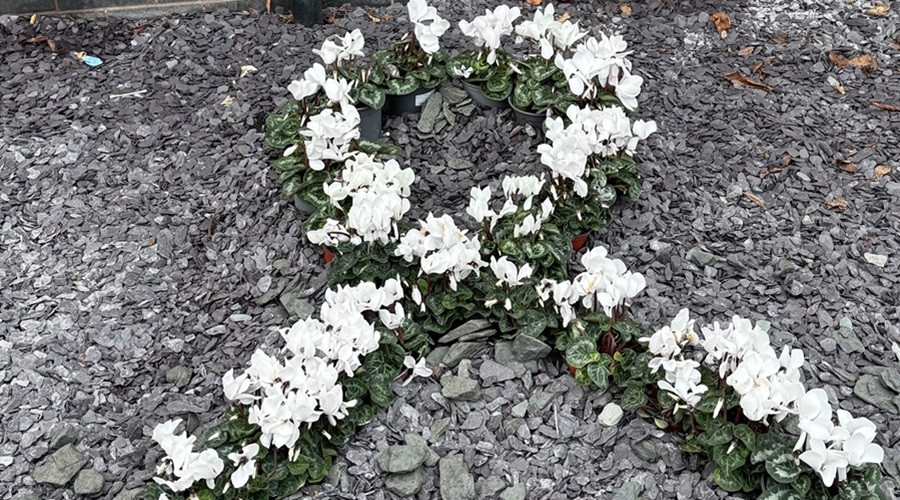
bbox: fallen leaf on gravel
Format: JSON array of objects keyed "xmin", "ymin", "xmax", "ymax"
[
  {"xmin": 824, "ymin": 198, "xmax": 848, "ymax": 213},
  {"xmin": 221, "ymin": 95, "xmax": 237, "ymax": 106},
  {"xmin": 366, "ymin": 11, "xmax": 381, "ymax": 22},
  {"xmin": 829, "ymin": 52, "xmax": 877, "ymax": 71},
  {"xmin": 872, "ymin": 102, "xmax": 900, "ymax": 111},
  {"xmin": 724, "ymin": 71, "xmax": 773, "ymax": 91},
  {"xmin": 866, "ymin": 2, "xmax": 891, "ymax": 16},
  {"xmin": 240, "ymin": 65, "xmax": 257, "ymax": 77},
  {"xmin": 620, "ymin": 3, "xmax": 632, "ymax": 16},
  {"xmin": 751, "ymin": 58, "xmax": 772, "ymax": 75},
  {"xmin": 26, "ymin": 36, "xmax": 56, "ymax": 52},
  {"xmin": 30, "ymin": 13, "xmax": 36, "ymax": 24},
  {"xmin": 875, "ymin": 165, "xmax": 892, "ymax": 178},
  {"xmin": 709, "ymin": 12, "xmax": 731, "ymax": 38},
  {"xmin": 743, "ymin": 192, "xmax": 766, "ymax": 208},
  {"xmin": 738, "ymin": 46, "xmax": 754, "ymax": 56},
  {"xmin": 525, "ymin": 0, "xmax": 543, "ymax": 5},
  {"xmin": 132, "ymin": 22, "xmax": 151, "ymax": 35},
  {"xmin": 837, "ymin": 160, "xmax": 856, "ymax": 173},
  {"xmin": 760, "ymin": 167, "xmax": 782, "ymax": 179},
  {"xmin": 827, "ymin": 76, "xmax": 846, "ymax": 94},
  {"xmin": 556, "ymin": 12, "xmax": 571, "ymax": 22}
]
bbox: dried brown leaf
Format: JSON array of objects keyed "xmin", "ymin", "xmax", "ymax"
[
  {"xmin": 743, "ymin": 192, "xmax": 766, "ymax": 208},
  {"xmin": 620, "ymin": 3, "xmax": 632, "ymax": 16},
  {"xmin": 738, "ymin": 46, "xmax": 754, "ymax": 56},
  {"xmin": 525, "ymin": 0, "xmax": 543, "ymax": 6},
  {"xmin": 829, "ymin": 52, "xmax": 877, "ymax": 71},
  {"xmin": 875, "ymin": 165, "xmax": 892, "ymax": 179},
  {"xmin": 724, "ymin": 71, "xmax": 773, "ymax": 91},
  {"xmin": 556, "ymin": 11, "xmax": 571, "ymax": 22},
  {"xmin": 760, "ymin": 167, "xmax": 782, "ymax": 179},
  {"xmin": 366, "ymin": 11, "xmax": 381, "ymax": 22},
  {"xmin": 866, "ymin": 2, "xmax": 891, "ymax": 16},
  {"xmin": 837, "ymin": 160, "xmax": 857, "ymax": 173},
  {"xmin": 823, "ymin": 198, "xmax": 849, "ymax": 213},
  {"xmin": 872, "ymin": 102, "xmax": 900, "ymax": 111},
  {"xmin": 709, "ymin": 12, "xmax": 732, "ymax": 38}
]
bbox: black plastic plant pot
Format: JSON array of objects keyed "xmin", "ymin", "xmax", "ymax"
[
  {"xmin": 462, "ymin": 81, "xmax": 509, "ymax": 109},
  {"xmin": 292, "ymin": 0, "xmax": 322, "ymax": 27},
  {"xmin": 385, "ymin": 87, "xmax": 435, "ymax": 115},
  {"xmin": 357, "ymin": 105, "xmax": 382, "ymax": 141},
  {"xmin": 508, "ymin": 96, "xmax": 547, "ymax": 129}
]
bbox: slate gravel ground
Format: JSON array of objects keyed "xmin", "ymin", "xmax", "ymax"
[{"xmin": 1, "ymin": 0, "xmax": 899, "ymax": 497}]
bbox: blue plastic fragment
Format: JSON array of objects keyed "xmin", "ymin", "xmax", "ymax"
[{"xmin": 81, "ymin": 56, "xmax": 103, "ymax": 67}]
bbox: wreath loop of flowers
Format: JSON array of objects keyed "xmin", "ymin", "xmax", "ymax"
[{"xmin": 148, "ymin": 4, "xmax": 887, "ymax": 500}]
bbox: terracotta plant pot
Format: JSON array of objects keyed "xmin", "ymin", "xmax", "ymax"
[
  {"xmin": 508, "ymin": 96, "xmax": 547, "ymax": 128},
  {"xmin": 385, "ymin": 87, "xmax": 435, "ymax": 115},
  {"xmin": 461, "ymin": 81, "xmax": 509, "ymax": 109},
  {"xmin": 568, "ymin": 364, "xmax": 577, "ymax": 376},
  {"xmin": 571, "ymin": 234, "xmax": 589, "ymax": 251},
  {"xmin": 323, "ymin": 246, "xmax": 336, "ymax": 264}
]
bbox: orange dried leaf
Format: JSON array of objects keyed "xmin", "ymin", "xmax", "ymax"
[
  {"xmin": 366, "ymin": 11, "xmax": 381, "ymax": 22},
  {"xmin": 620, "ymin": 3, "xmax": 632, "ymax": 16},
  {"xmin": 525, "ymin": 0, "xmax": 543, "ymax": 6},
  {"xmin": 875, "ymin": 165, "xmax": 892, "ymax": 179},
  {"xmin": 830, "ymin": 52, "xmax": 877, "ymax": 70},
  {"xmin": 866, "ymin": 2, "xmax": 891, "ymax": 16},
  {"xmin": 709, "ymin": 12, "xmax": 731, "ymax": 38},
  {"xmin": 724, "ymin": 71, "xmax": 773, "ymax": 91},
  {"xmin": 556, "ymin": 11, "xmax": 570, "ymax": 22},
  {"xmin": 823, "ymin": 198, "xmax": 849, "ymax": 213},
  {"xmin": 738, "ymin": 46, "xmax": 754, "ymax": 56},
  {"xmin": 872, "ymin": 102, "xmax": 900, "ymax": 111},
  {"xmin": 829, "ymin": 52, "xmax": 849, "ymax": 68},
  {"xmin": 759, "ymin": 167, "xmax": 782, "ymax": 179},
  {"xmin": 743, "ymin": 192, "xmax": 766, "ymax": 208},
  {"xmin": 837, "ymin": 161, "xmax": 857, "ymax": 173}
]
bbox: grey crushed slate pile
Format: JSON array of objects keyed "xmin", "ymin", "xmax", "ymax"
[{"xmin": 0, "ymin": 0, "xmax": 899, "ymax": 498}]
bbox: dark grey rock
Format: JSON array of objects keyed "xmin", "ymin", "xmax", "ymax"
[
  {"xmin": 73, "ymin": 468, "xmax": 105, "ymax": 495},
  {"xmin": 385, "ymin": 467, "xmax": 424, "ymax": 497},
  {"xmin": 442, "ymin": 341, "xmax": 489, "ymax": 367},
  {"xmin": 440, "ymin": 374, "xmax": 481, "ymax": 401},
  {"xmin": 376, "ymin": 445, "xmax": 427, "ymax": 474},
  {"xmin": 687, "ymin": 248, "xmax": 716, "ymax": 267},
  {"xmin": 165, "ymin": 366, "xmax": 193, "ymax": 386},
  {"xmin": 33, "ymin": 444, "xmax": 86, "ymax": 486},
  {"xmin": 612, "ymin": 480, "xmax": 644, "ymax": 500},
  {"xmin": 439, "ymin": 454, "xmax": 475, "ymax": 500},
  {"xmin": 48, "ymin": 425, "xmax": 79, "ymax": 452},
  {"xmin": 511, "ymin": 335, "xmax": 551, "ymax": 362},
  {"xmin": 479, "ymin": 359, "xmax": 516, "ymax": 384},
  {"xmin": 854, "ymin": 375, "xmax": 899, "ymax": 413}
]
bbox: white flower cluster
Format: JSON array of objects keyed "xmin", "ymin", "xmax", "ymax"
[
  {"xmin": 537, "ymin": 245, "xmax": 646, "ymax": 326},
  {"xmin": 643, "ymin": 309, "xmax": 708, "ymax": 407},
  {"xmin": 396, "ymin": 214, "xmax": 486, "ymax": 291},
  {"xmin": 312, "ymin": 29, "xmax": 365, "ymax": 66},
  {"xmin": 553, "ymin": 33, "xmax": 644, "ymax": 108},
  {"xmin": 152, "ymin": 419, "xmax": 224, "ymax": 492},
  {"xmin": 466, "ymin": 176, "xmax": 554, "ymax": 237},
  {"xmin": 298, "ymin": 103, "xmax": 361, "ymax": 171},
  {"xmin": 515, "ymin": 4, "xmax": 586, "ymax": 60},
  {"xmin": 407, "ymin": 0, "xmax": 450, "ymax": 54},
  {"xmin": 222, "ymin": 279, "xmax": 404, "ymax": 450},
  {"xmin": 489, "ymin": 255, "xmax": 533, "ymax": 287},
  {"xmin": 287, "ymin": 30, "xmax": 362, "ymax": 103},
  {"xmin": 794, "ymin": 389, "xmax": 884, "ymax": 487},
  {"xmin": 538, "ymin": 105, "xmax": 656, "ymax": 196},
  {"xmin": 458, "ymin": 5, "xmax": 522, "ymax": 64},
  {"xmin": 309, "ymin": 153, "xmax": 415, "ymax": 246}
]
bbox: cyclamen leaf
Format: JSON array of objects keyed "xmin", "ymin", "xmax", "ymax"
[
  {"xmin": 791, "ymin": 474, "xmax": 811, "ymax": 495},
  {"xmin": 620, "ymin": 385, "xmax": 648, "ymax": 411},
  {"xmin": 586, "ymin": 362, "xmax": 610, "ymax": 390},
  {"xmin": 703, "ymin": 423, "xmax": 733, "ymax": 447},
  {"xmin": 732, "ymin": 423, "xmax": 756, "ymax": 450},
  {"xmin": 758, "ymin": 482, "xmax": 803, "ymax": 500},
  {"xmin": 287, "ymin": 455, "xmax": 309, "ymax": 476},
  {"xmin": 566, "ymin": 337, "xmax": 599, "ymax": 368},
  {"xmin": 765, "ymin": 453, "xmax": 802, "ymax": 484},
  {"xmin": 713, "ymin": 467, "xmax": 743, "ymax": 493},
  {"xmin": 752, "ymin": 433, "xmax": 789, "ymax": 463}
]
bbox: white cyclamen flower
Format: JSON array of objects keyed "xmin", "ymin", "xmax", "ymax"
[
  {"xmin": 402, "ymin": 355, "xmax": 433, "ymax": 385},
  {"xmin": 407, "ymin": 0, "xmax": 450, "ymax": 54},
  {"xmin": 228, "ymin": 443, "xmax": 260, "ymax": 488},
  {"xmin": 490, "ymin": 256, "xmax": 534, "ymax": 287}
]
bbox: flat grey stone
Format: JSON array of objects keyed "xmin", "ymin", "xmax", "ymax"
[
  {"xmin": 165, "ymin": 365, "xmax": 193, "ymax": 386},
  {"xmin": 113, "ymin": 488, "xmax": 144, "ymax": 500},
  {"xmin": 279, "ymin": 290, "xmax": 314, "ymax": 318},
  {"xmin": 853, "ymin": 375, "xmax": 897, "ymax": 413},
  {"xmin": 376, "ymin": 444, "xmax": 427, "ymax": 474},
  {"xmin": 612, "ymin": 480, "xmax": 644, "ymax": 500},
  {"xmin": 442, "ymin": 341, "xmax": 489, "ymax": 368},
  {"xmin": 430, "ymin": 417, "xmax": 451, "ymax": 443},
  {"xmin": 385, "ymin": 468, "xmax": 424, "ymax": 497},
  {"xmin": 73, "ymin": 468, "xmax": 104, "ymax": 495},
  {"xmin": 864, "ymin": 253, "xmax": 888, "ymax": 267},
  {"xmin": 687, "ymin": 247, "xmax": 716, "ymax": 267},
  {"xmin": 441, "ymin": 374, "xmax": 481, "ymax": 401},
  {"xmin": 33, "ymin": 444, "xmax": 86, "ymax": 486},
  {"xmin": 437, "ymin": 319, "xmax": 494, "ymax": 344},
  {"xmin": 500, "ymin": 484, "xmax": 527, "ymax": 500},
  {"xmin": 511, "ymin": 334, "xmax": 551, "ymax": 362},
  {"xmin": 48, "ymin": 425, "xmax": 79, "ymax": 451},
  {"xmin": 439, "ymin": 454, "xmax": 475, "ymax": 500},
  {"xmin": 598, "ymin": 403, "xmax": 624, "ymax": 426},
  {"xmin": 479, "ymin": 359, "xmax": 516, "ymax": 384},
  {"xmin": 511, "ymin": 400, "xmax": 529, "ymax": 418},
  {"xmin": 404, "ymin": 433, "xmax": 439, "ymax": 467}
]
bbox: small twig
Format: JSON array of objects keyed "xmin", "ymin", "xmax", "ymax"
[{"xmin": 109, "ymin": 90, "xmax": 148, "ymax": 99}]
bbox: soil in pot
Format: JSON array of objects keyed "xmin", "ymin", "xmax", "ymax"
[
  {"xmin": 508, "ymin": 96, "xmax": 547, "ymax": 128},
  {"xmin": 357, "ymin": 105, "xmax": 382, "ymax": 140},
  {"xmin": 385, "ymin": 87, "xmax": 436, "ymax": 115},
  {"xmin": 462, "ymin": 81, "xmax": 509, "ymax": 109},
  {"xmin": 571, "ymin": 234, "xmax": 590, "ymax": 251}
]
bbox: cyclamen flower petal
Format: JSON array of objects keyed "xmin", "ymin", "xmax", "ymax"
[{"xmin": 402, "ymin": 355, "xmax": 433, "ymax": 385}]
